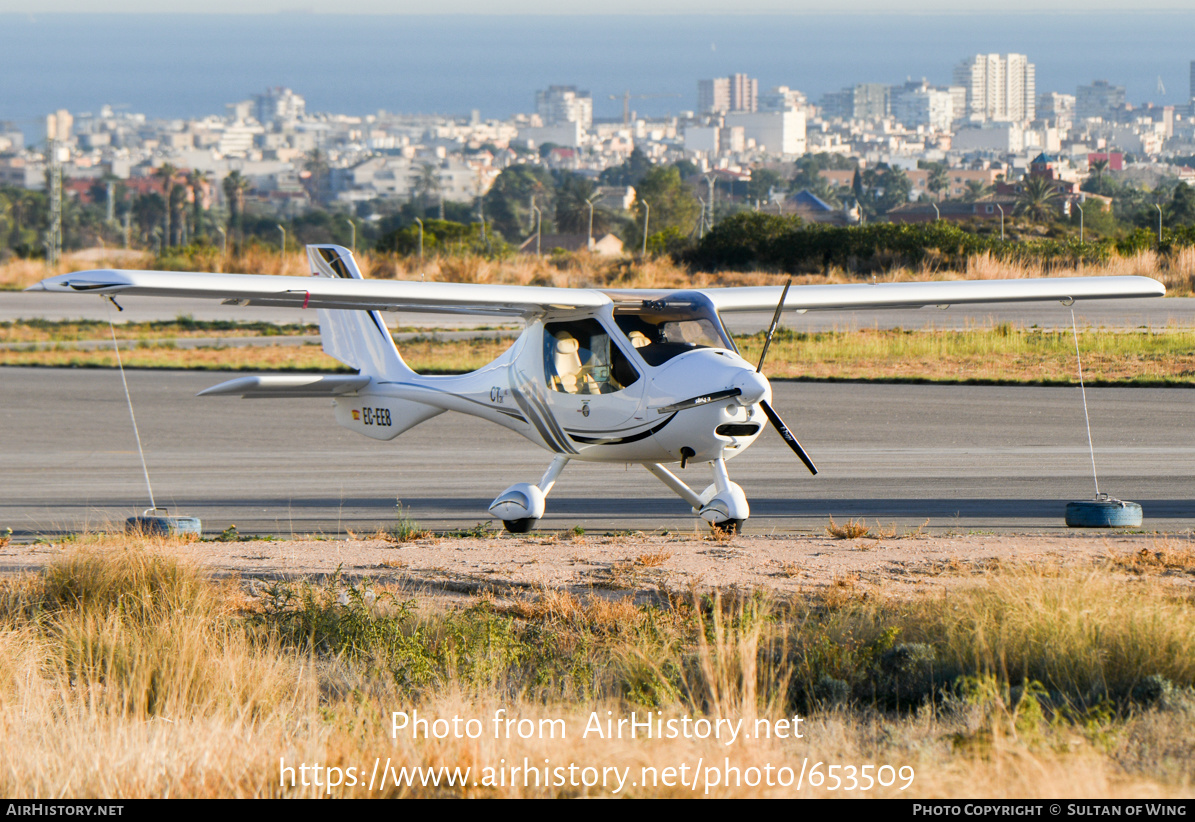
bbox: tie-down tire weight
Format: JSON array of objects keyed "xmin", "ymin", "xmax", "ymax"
[{"xmin": 1065, "ymin": 496, "xmax": 1143, "ymax": 528}]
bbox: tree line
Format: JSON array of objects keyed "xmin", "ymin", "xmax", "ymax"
[{"xmin": 7, "ymin": 149, "xmax": 1195, "ymax": 268}]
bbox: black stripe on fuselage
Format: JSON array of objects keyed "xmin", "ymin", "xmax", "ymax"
[
  {"xmin": 565, "ymin": 413, "xmax": 677, "ymax": 445},
  {"xmin": 509, "ymin": 382, "xmax": 567, "ymax": 453}
]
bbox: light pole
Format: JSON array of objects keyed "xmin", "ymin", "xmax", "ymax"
[
  {"xmin": 697, "ymin": 197, "xmax": 706, "ymax": 238},
  {"xmin": 216, "ymin": 226, "xmax": 226, "ymax": 256},
  {"xmin": 531, "ymin": 204, "xmax": 542, "ymax": 256},
  {"xmin": 704, "ymin": 174, "xmax": 716, "ymax": 230},
  {"xmin": 641, "ymin": 201, "xmax": 650, "ymax": 256},
  {"xmin": 586, "ymin": 194, "xmax": 599, "ymax": 251},
  {"xmin": 277, "ymin": 224, "xmax": 286, "ymax": 273},
  {"xmin": 1155, "ymin": 203, "xmax": 1163, "ymax": 245},
  {"xmin": 996, "ymin": 204, "xmax": 1005, "ymax": 242},
  {"xmin": 1075, "ymin": 201, "xmax": 1084, "ymax": 244},
  {"xmin": 931, "ymin": 202, "xmax": 940, "ymax": 221},
  {"xmin": 345, "ymin": 218, "xmax": 355, "ymax": 253},
  {"xmin": 414, "ymin": 217, "xmax": 424, "ymax": 262}
]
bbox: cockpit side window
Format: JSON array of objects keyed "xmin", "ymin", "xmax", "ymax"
[
  {"xmin": 613, "ymin": 298, "xmax": 733, "ymax": 367},
  {"xmin": 544, "ymin": 319, "xmax": 640, "ymax": 395}
]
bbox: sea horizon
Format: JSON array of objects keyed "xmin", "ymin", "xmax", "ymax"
[{"xmin": 2, "ymin": 12, "xmax": 1193, "ymax": 141}]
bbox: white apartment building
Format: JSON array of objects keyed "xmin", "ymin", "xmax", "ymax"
[
  {"xmin": 535, "ymin": 86, "xmax": 593, "ymax": 130},
  {"xmin": 953, "ymin": 54, "xmax": 1036, "ymax": 124},
  {"xmin": 891, "ymin": 83, "xmax": 955, "ymax": 132},
  {"xmin": 1038, "ymin": 92, "xmax": 1076, "ymax": 129},
  {"xmin": 698, "ymin": 74, "xmax": 758, "ymax": 114},
  {"xmin": 723, "ymin": 110, "xmax": 806, "ymax": 156},
  {"xmin": 253, "ymin": 87, "xmax": 306, "ymax": 126},
  {"xmin": 758, "ymin": 86, "xmax": 806, "ymax": 114}
]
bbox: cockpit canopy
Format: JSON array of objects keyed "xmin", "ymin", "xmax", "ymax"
[
  {"xmin": 542, "ymin": 292, "xmax": 737, "ymax": 396},
  {"xmin": 611, "ymin": 292, "xmax": 736, "ymax": 367}
]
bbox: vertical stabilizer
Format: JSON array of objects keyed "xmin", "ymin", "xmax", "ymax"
[{"xmin": 307, "ymin": 245, "xmax": 414, "ymax": 379}]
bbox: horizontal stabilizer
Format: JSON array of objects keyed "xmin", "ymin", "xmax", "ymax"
[{"xmin": 198, "ymin": 375, "xmax": 370, "ymax": 399}]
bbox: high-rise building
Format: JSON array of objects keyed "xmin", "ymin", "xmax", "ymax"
[
  {"xmin": 1189, "ymin": 60, "xmax": 1195, "ymax": 112},
  {"xmin": 953, "ymin": 54, "xmax": 1035, "ymax": 123},
  {"xmin": 852, "ymin": 84, "xmax": 890, "ymax": 120},
  {"xmin": 535, "ymin": 86, "xmax": 593, "ymax": 130},
  {"xmin": 817, "ymin": 84, "xmax": 889, "ymax": 121},
  {"xmin": 252, "ymin": 87, "xmax": 305, "ymax": 126},
  {"xmin": 698, "ymin": 78, "xmax": 730, "ymax": 114},
  {"xmin": 891, "ymin": 80, "xmax": 954, "ymax": 131},
  {"xmin": 758, "ymin": 86, "xmax": 806, "ymax": 113},
  {"xmin": 698, "ymin": 74, "xmax": 758, "ymax": 114},
  {"xmin": 1075, "ymin": 80, "xmax": 1125, "ymax": 121},
  {"xmin": 729, "ymin": 73, "xmax": 758, "ymax": 113},
  {"xmin": 1038, "ymin": 92, "xmax": 1076, "ymax": 128}
]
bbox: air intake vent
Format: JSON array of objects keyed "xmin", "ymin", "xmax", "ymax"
[{"xmin": 716, "ymin": 423, "xmax": 761, "ymax": 438}]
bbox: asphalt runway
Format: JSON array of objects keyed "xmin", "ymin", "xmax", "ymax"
[
  {"xmin": 2, "ymin": 367, "xmax": 1191, "ymax": 537},
  {"xmin": 6, "ymin": 292, "xmax": 1193, "ymax": 332}
]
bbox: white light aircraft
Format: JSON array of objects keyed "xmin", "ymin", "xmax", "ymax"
[{"xmin": 31, "ymin": 245, "xmax": 1165, "ymax": 532}]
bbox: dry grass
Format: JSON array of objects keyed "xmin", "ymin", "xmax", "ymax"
[
  {"xmin": 635, "ymin": 549, "xmax": 674, "ymax": 567},
  {"xmin": 1106, "ymin": 537, "xmax": 1195, "ymax": 576},
  {"xmin": 739, "ymin": 326, "xmax": 1195, "ymax": 387},
  {"xmin": 3, "ymin": 541, "xmax": 1195, "ymax": 797},
  {"xmin": 826, "ymin": 516, "xmax": 870, "ymax": 539},
  {"xmin": 9, "ymin": 324, "xmax": 1190, "ymax": 387}
]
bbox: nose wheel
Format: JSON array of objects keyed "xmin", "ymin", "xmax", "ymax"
[
  {"xmin": 645, "ymin": 458, "xmax": 750, "ymax": 531},
  {"xmin": 712, "ymin": 519, "xmax": 744, "ymax": 535},
  {"xmin": 489, "ymin": 456, "xmax": 567, "ymax": 535},
  {"xmin": 503, "ymin": 517, "xmax": 540, "ymax": 534}
]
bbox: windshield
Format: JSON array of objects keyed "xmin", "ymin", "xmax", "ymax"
[{"xmin": 612, "ymin": 293, "xmax": 735, "ymax": 367}]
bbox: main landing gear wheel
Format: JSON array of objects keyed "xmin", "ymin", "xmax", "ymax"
[
  {"xmin": 712, "ymin": 519, "xmax": 744, "ymax": 535},
  {"xmin": 503, "ymin": 517, "xmax": 540, "ymax": 534}
]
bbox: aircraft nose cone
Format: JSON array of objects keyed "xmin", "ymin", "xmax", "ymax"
[{"xmin": 732, "ymin": 370, "xmax": 770, "ymax": 407}]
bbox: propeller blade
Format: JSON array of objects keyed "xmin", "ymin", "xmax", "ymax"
[
  {"xmin": 756, "ymin": 277, "xmax": 793, "ymax": 373},
  {"xmin": 761, "ymin": 399, "xmax": 818, "ymax": 476},
  {"xmin": 754, "ymin": 280, "xmax": 817, "ymax": 475}
]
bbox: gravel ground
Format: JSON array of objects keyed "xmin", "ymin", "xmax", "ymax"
[{"xmin": 4, "ymin": 529, "xmax": 1190, "ymax": 605}]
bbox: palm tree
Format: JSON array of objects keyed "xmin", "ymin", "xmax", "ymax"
[
  {"xmin": 221, "ymin": 170, "xmax": 250, "ymax": 251},
  {"xmin": 153, "ymin": 163, "xmax": 177, "ymax": 248},
  {"xmin": 1014, "ymin": 175, "xmax": 1061, "ymax": 222},
  {"xmin": 303, "ymin": 148, "xmax": 330, "ymax": 204},
  {"xmin": 410, "ymin": 163, "xmax": 442, "ymax": 216},
  {"xmin": 1090, "ymin": 158, "xmax": 1109, "ymax": 184},
  {"xmin": 169, "ymin": 184, "xmax": 188, "ymax": 246},
  {"xmin": 927, "ymin": 164, "xmax": 950, "ymax": 201},
  {"xmin": 187, "ymin": 169, "xmax": 209, "ymax": 241},
  {"xmin": 963, "ymin": 180, "xmax": 992, "ymax": 202},
  {"xmin": 553, "ymin": 174, "xmax": 610, "ymax": 234}
]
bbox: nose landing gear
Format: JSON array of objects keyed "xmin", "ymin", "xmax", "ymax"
[
  {"xmin": 489, "ymin": 455, "xmax": 569, "ymax": 534},
  {"xmin": 646, "ymin": 457, "xmax": 750, "ymax": 532}
]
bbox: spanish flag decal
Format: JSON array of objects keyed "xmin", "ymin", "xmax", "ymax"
[{"xmin": 351, "ymin": 409, "xmax": 360, "ymax": 421}]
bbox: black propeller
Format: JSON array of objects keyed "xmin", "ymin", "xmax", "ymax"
[{"xmin": 756, "ymin": 279, "xmax": 818, "ymax": 476}]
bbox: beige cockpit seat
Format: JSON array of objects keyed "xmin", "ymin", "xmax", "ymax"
[
  {"xmin": 627, "ymin": 330, "xmax": 651, "ymax": 349},
  {"xmin": 553, "ymin": 333, "xmax": 584, "ymax": 394}
]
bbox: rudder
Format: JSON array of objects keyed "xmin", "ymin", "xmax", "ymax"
[{"xmin": 307, "ymin": 244, "xmax": 414, "ymax": 379}]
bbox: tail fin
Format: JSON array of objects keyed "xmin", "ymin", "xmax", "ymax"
[{"xmin": 306, "ymin": 245, "xmax": 414, "ymax": 379}]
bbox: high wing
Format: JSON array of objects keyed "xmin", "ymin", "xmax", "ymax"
[
  {"xmin": 30, "ymin": 261, "xmax": 1164, "ymax": 318},
  {"xmin": 701, "ymin": 276, "xmax": 1165, "ymax": 313},
  {"xmin": 28, "ymin": 268, "xmax": 609, "ymax": 319}
]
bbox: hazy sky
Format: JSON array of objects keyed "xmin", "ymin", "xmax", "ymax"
[{"xmin": 1, "ymin": 1, "xmax": 1191, "ymax": 13}]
